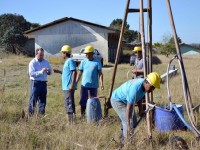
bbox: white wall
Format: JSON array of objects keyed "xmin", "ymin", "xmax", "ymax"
[{"xmin": 28, "ymin": 20, "xmax": 115, "ymax": 62}]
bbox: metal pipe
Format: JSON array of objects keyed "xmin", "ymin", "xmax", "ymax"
[
  {"xmin": 166, "ymin": 0, "xmax": 196, "ymax": 125},
  {"xmin": 106, "ymin": 0, "xmax": 131, "ymax": 116},
  {"xmin": 140, "ymin": 0, "xmax": 152, "ymax": 138}
]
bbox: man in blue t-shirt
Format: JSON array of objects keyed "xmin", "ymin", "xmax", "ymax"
[
  {"xmin": 76, "ymin": 45, "xmax": 104, "ymax": 118},
  {"xmin": 111, "ymin": 72, "xmax": 161, "ymax": 139},
  {"xmin": 53, "ymin": 45, "xmax": 77, "ymax": 124}
]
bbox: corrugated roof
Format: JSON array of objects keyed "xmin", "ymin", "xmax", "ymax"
[
  {"xmin": 24, "ymin": 17, "xmax": 116, "ymax": 34},
  {"xmin": 180, "ymin": 43, "xmax": 200, "ymax": 51}
]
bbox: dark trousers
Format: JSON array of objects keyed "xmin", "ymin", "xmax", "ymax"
[
  {"xmin": 28, "ymin": 80, "xmax": 47, "ymax": 115},
  {"xmin": 64, "ymin": 90, "xmax": 76, "ymax": 114},
  {"xmin": 79, "ymin": 87, "xmax": 97, "ymax": 107},
  {"xmin": 79, "ymin": 87, "xmax": 97, "ymax": 115}
]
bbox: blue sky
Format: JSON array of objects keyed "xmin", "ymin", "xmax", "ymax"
[{"xmin": 1, "ymin": 0, "xmax": 199, "ymax": 44}]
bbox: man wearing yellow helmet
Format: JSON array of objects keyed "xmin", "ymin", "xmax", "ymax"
[
  {"xmin": 53, "ymin": 45, "xmax": 77, "ymax": 124},
  {"xmin": 111, "ymin": 72, "xmax": 161, "ymax": 139},
  {"xmin": 132, "ymin": 46, "xmax": 144, "ymax": 78},
  {"xmin": 76, "ymin": 45, "xmax": 104, "ymax": 119}
]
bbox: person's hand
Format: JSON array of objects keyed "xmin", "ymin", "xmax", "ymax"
[
  {"xmin": 42, "ymin": 68, "xmax": 47, "ymax": 73},
  {"xmin": 53, "ymin": 68, "xmax": 62, "ymax": 74},
  {"xmin": 69, "ymin": 86, "xmax": 74, "ymax": 92},
  {"xmin": 132, "ymin": 69, "xmax": 136, "ymax": 74},
  {"xmin": 46, "ymin": 68, "xmax": 51, "ymax": 75},
  {"xmin": 53, "ymin": 68, "xmax": 59, "ymax": 73},
  {"xmin": 101, "ymin": 85, "xmax": 104, "ymax": 90}
]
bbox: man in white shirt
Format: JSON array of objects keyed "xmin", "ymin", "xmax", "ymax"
[{"xmin": 28, "ymin": 48, "xmax": 52, "ymax": 115}]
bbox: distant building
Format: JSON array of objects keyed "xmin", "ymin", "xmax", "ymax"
[
  {"xmin": 180, "ymin": 43, "xmax": 200, "ymax": 56},
  {"xmin": 24, "ymin": 17, "xmax": 119, "ymax": 63}
]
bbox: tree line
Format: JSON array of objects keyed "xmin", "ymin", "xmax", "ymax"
[
  {"xmin": 0, "ymin": 13, "xmax": 185, "ymax": 57},
  {"xmin": 0, "ymin": 13, "xmax": 40, "ymax": 55}
]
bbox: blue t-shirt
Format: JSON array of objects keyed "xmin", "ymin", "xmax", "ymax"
[
  {"xmin": 112, "ymin": 78, "xmax": 145, "ymax": 104},
  {"xmin": 79, "ymin": 58, "xmax": 102, "ymax": 88},
  {"xmin": 62, "ymin": 58, "xmax": 77, "ymax": 90}
]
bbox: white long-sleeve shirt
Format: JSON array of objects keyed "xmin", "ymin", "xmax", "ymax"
[{"xmin": 29, "ymin": 57, "xmax": 52, "ymax": 81}]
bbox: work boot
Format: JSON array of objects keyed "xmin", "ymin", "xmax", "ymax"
[{"xmin": 81, "ymin": 106, "xmax": 86, "ymax": 120}]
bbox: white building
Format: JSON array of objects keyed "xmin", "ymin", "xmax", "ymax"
[{"xmin": 24, "ymin": 17, "xmax": 119, "ymax": 63}]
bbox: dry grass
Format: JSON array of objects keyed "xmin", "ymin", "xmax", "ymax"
[{"xmin": 0, "ymin": 54, "xmax": 200, "ymax": 149}]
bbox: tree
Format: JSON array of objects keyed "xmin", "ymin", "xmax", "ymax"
[
  {"xmin": 124, "ymin": 30, "xmax": 138, "ymax": 43},
  {"xmin": 159, "ymin": 42, "xmax": 176, "ymax": 57},
  {"xmin": 110, "ymin": 19, "xmax": 129, "ymax": 31},
  {"xmin": 30, "ymin": 22, "xmax": 40, "ymax": 29},
  {"xmin": 157, "ymin": 34, "xmax": 182, "ymax": 57},
  {"xmin": 169, "ymin": 36, "xmax": 182, "ymax": 44},
  {"xmin": 0, "ymin": 14, "xmax": 39, "ymax": 54},
  {"xmin": 110, "ymin": 18, "xmax": 138, "ymax": 43},
  {"xmin": 153, "ymin": 42, "xmax": 163, "ymax": 48}
]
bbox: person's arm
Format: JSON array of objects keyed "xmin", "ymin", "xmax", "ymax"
[
  {"xmin": 137, "ymin": 99, "xmax": 144, "ymax": 117},
  {"xmin": 29, "ymin": 61, "xmax": 45, "ymax": 78},
  {"xmin": 125, "ymin": 84, "xmax": 138, "ymax": 138},
  {"xmin": 99, "ymin": 71, "xmax": 104, "ymax": 90},
  {"xmin": 53, "ymin": 69, "xmax": 62, "ymax": 74},
  {"xmin": 76, "ymin": 60, "xmax": 84, "ymax": 84},
  {"xmin": 46, "ymin": 61, "xmax": 52, "ymax": 75},
  {"xmin": 126, "ymin": 102, "xmax": 133, "ymax": 138},
  {"xmin": 76, "ymin": 70, "xmax": 82, "ymax": 84},
  {"xmin": 70, "ymin": 70, "xmax": 77, "ymax": 91},
  {"xmin": 132, "ymin": 68, "xmax": 144, "ymax": 74},
  {"xmin": 132, "ymin": 58, "xmax": 144, "ymax": 75},
  {"xmin": 97, "ymin": 60, "xmax": 104, "ymax": 90}
]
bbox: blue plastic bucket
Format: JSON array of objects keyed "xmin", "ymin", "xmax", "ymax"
[
  {"xmin": 154, "ymin": 104, "xmax": 185, "ymax": 132},
  {"xmin": 86, "ymin": 98, "xmax": 102, "ymax": 123}
]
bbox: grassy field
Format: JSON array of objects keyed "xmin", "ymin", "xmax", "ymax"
[{"xmin": 0, "ymin": 54, "xmax": 200, "ymax": 149}]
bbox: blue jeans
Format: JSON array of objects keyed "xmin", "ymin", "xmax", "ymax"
[
  {"xmin": 79, "ymin": 86, "xmax": 97, "ymax": 106},
  {"xmin": 28, "ymin": 80, "xmax": 47, "ymax": 115},
  {"xmin": 111, "ymin": 98, "xmax": 137, "ymax": 137},
  {"xmin": 86, "ymin": 98, "xmax": 102, "ymax": 122}
]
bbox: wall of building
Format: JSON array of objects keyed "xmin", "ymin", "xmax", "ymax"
[
  {"xmin": 27, "ymin": 20, "xmax": 115, "ymax": 62},
  {"xmin": 180, "ymin": 45, "xmax": 200, "ymax": 55}
]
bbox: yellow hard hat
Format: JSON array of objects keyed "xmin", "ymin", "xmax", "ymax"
[
  {"xmin": 84, "ymin": 45, "xmax": 94, "ymax": 53},
  {"xmin": 133, "ymin": 46, "xmax": 142, "ymax": 52},
  {"xmin": 60, "ymin": 45, "xmax": 71, "ymax": 53},
  {"xmin": 147, "ymin": 72, "xmax": 161, "ymax": 89}
]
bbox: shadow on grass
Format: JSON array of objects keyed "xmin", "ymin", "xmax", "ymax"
[
  {"xmin": 152, "ymin": 55, "xmax": 162, "ymax": 65},
  {"xmin": 102, "ymin": 64, "xmax": 113, "ymax": 68}
]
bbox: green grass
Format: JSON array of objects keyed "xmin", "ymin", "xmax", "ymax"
[{"xmin": 0, "ymin": 54, "xmax": 200, "ymax": 149}]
